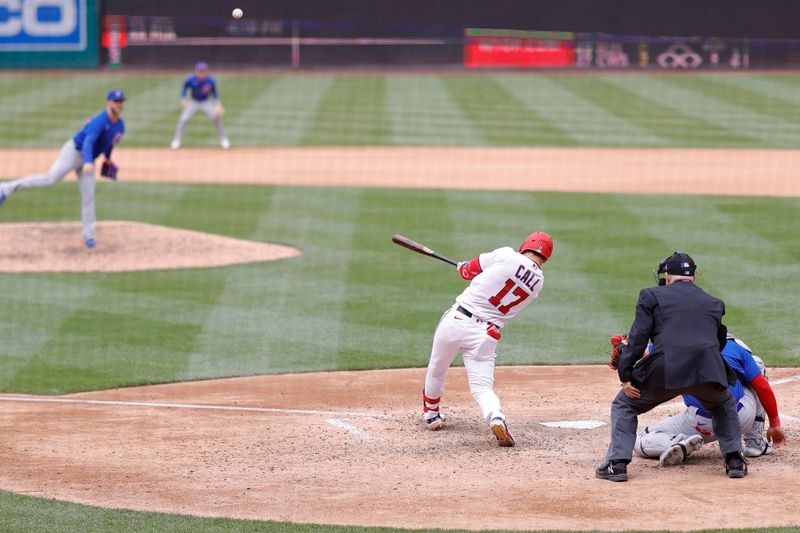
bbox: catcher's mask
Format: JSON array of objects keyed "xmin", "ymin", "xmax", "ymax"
[
  {"xmin": 519, "ymin": 231, "xmax": 554, "ymax": 261},
  {"xmin": 653, "ymin": 251, "xmax": 696, "ymax": 286}
]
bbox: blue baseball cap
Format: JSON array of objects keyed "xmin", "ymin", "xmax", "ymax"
[
  {"xmin": 195, "ymin": 61, "xmax": 208, "ymax": 71},
  {"xmin": 107, "ymin": 88, "xmax": 126, "ymax": 101}
]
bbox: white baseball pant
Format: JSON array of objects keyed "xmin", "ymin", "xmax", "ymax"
[
  {"xmin": 423, "ymin": 305, "xmax": 505, "ymax": 424},
  {"xmin": 172, "ymin": 99, "xmax": 227, "ymax": 146},
  {"xmin": 634, "ymin": 387, "xmax": 760, "ymax": 458}
]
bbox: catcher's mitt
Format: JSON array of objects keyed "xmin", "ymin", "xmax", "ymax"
[
  {"xmin": 214, "ymin": 102, "xmax": 225, "ymax": 118},
  {"xmin": 609, "ymin": 334, "xmax": 628, "ymax": 370},
  {"xmin": 100, "ymin": 161, "xmax": 118, "ymax": 180}
]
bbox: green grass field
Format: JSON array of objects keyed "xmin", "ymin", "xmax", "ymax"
[
  {"xmin": 1, "ymin": 71, "xmax": 799, "ymax": 532},
  {"xmin": 3, "ymin": 71, "xmax": 800, "ymax": 148}
]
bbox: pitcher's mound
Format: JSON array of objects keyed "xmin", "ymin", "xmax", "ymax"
[{"xmin": 0, "ymin": 221, "xmax": 301, "ymax": 272}]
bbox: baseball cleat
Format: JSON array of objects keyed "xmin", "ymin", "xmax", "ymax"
[
  {"xmin": 490, "ymin": 417, "xmax": 515, "ymax": 447},
  {"xmin": 725, "ymin": 451, "xmax": 748, "ymax": 478},
  {"xmin": 221, "ymin": 138, "xmax": 231, "ymax": 150},
  {"xmin": 681, "ymin": 435, "xmax": 704, "ymax": 456},
  {"xmin": 595, "ymin": 460, "xmax": 628, "ymax": 482},
  {"xmin": 659, "ymin": 444, "xmax": 685, "ymax": 466},
  {"xmin": 170, "ymin": 139, "xmax": 180, "ymax": 150},
  {"xmin": 744, "ymin": 438, "xmax": 773, "ymax": 458},
  {"xmin": 424, "ymin": 413, "xmax": 445, "ymax": 431},
  {"xmin": 85, "ymin": 238, "xmax": 96, "ymax": 249}
]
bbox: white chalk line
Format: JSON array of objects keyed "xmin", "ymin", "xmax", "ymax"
[
  {"xmin": 326, "ymin": 418, "xmax": 376, "ymax": 441},
  {"xmin": 0, "ymin": 395, "xmax": 391, "ymax": 420}
]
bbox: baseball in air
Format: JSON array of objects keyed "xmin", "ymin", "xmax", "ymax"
[{"xmin": 232, "ymin": 8, "xmax": 243, "ymax": 19}]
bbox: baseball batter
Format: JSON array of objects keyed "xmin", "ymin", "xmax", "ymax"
[
  {"xmin": 170, "ymin": 61, "xmax": 230, "ymax": 150},
  {"xmin": 0, "ymin": 89, "xmax": 126, "ymax": 248},
  {"xmin": 422, "ymin": 231, "xmax": 554, "ymax": 447},
  {"xmin": 634, "ymin": 334, "xmax": 786, "ymax": 465}
]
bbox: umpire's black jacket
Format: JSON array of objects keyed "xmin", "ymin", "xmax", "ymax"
[{"xmin": 618, "ymin": 280, "xmax": 729, "ymax": 389}]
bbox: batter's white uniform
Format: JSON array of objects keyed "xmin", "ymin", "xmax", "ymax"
[{"xmin": 424, "ymin": 247, "xmax": 544, "ymax": 424}]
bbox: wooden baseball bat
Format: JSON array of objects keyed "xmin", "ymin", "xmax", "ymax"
[{"xmin": 392, "ymin": 234, "xmax": 458, "ymax": 266}]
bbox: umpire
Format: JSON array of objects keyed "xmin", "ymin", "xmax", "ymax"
[{"xmin": 596, "ymin": 252, "xmax": 747, "ymax": 481}]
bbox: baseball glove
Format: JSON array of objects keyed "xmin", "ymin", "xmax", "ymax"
[
  {"xmin": 214, "ymin": 102, "xmax": 225, "ymax": 118},
  {"xmin": 609, "ymin": 334, "xmax": 628, "ymax": 370},
  {"xmin": 100, "ymin": 161, "xmax": 118, "ymax": 180}
]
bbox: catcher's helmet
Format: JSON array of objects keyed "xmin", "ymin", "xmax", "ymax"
[
  {"xmin": 654, "ymin": 251, "xmax": 696, "ymax": 285},
  {"xmin": 519, "ymin": 231, "xmax": 553, "ymax": 261}
]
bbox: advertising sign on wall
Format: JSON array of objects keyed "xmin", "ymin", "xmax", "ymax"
[{"xmin": 0, "ymin": 0, "xmax": 98, "ymax": 67}]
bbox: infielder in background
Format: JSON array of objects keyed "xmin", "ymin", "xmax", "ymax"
[
  {"xmin": 170, "ymin": 61, "xmax": 230, "ymax": 150},
  {"xmin": 422, "ymin": 231, "xmax": 554, "ymax": 447},
  {"xmin": 634, "ymin": 334, "xmax": 785, "ymax": 465},
  {"xmin": 0, "ymin": 89, "xmax": 126, "ymax": 248}
]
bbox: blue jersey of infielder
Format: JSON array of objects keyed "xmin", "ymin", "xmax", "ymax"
[
  {"xmin": 0, "ymin": 88, "xmax": 126, "ymax": 248},
  {"xmin": 181, "ymin": 74, "xmax": 218, "ymax": 102},
  {"xmin": 171, "ymin": 61, "xmax": 229, "ymax": 150}
]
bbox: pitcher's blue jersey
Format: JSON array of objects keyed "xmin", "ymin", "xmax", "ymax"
[
  {"xmin": 182, "ymin": 75, "xmax": 218, "ymax": 101},
  {"xmin": 73, "ymin": 111, "xmax": 125, "ymax": 164},
  {"xmin": 684, "ymin": 338, "xmax": 762, "ymax": 409}
]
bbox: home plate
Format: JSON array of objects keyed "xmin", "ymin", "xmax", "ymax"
[{"xmin": 539, "ymin": 420, "xmax": 605, "ymax": 429}]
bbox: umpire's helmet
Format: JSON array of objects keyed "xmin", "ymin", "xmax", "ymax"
[
  {"xmin": 519, "ymin": 231, "xmax": 553, "ymax": 261},
  {"xmin": 654, "ymin": 251, "xmax": 696, "ymax": 285}
]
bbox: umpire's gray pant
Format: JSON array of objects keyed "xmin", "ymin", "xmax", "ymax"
[{"xmin": 605, "ymin": 382, "xmax": 742, "ymax": 462}]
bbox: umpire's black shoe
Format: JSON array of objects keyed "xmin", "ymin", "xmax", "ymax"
[
  {"xmin": 595, "ymin": 460, "xmax": 628, "ymax": 482},
  {"xmin": 725, "ymin": 451, "xmax": 748, "ymax": 478}
]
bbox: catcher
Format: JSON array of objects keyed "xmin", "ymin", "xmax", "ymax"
[
  {"xmin": 170, "ymin": 61, "xmax": 230, "ymax": 150},
  {"xmin": 610, "ymin": 334, "xmax": 786, "ymax": 466},
  {"xmin": 0, "ymin": 89, "xmax": 125, "ymax": 248}
]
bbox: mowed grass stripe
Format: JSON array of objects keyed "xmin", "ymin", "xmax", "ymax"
[
  {"xmin": 496, "ymin": 74, "xmax": 666, "ymax": 147},
  {"xmin": 386, "ymin": 75, "xmax": 484, "ymax": 145},
  {"xmin": 0, "ymin": 279, "xmax": 100, "ymax": 391},
  {"xmin": 336, "ymin": 189, "xmax": 459, "ymax": 369},
  {"xmin": 621, "ymin": 194, "xmax": 797, "ymax": 364},
  {"xmin": 299, "ymin": 76, "xmax": 391, "ymax": 145},
  {"xmin": 440, "ymin": 75, "xmax": 575, "ymax": 146},
  {"xmin": 716, "ymin": 74, "xmax": 800, "ymax": 108},
  {"xmin": 6, "ymin": 78, "xmax": 119, "ymax": 147},
  {"xmin": 600, "ymin": 75, "xmax": 789, "ymax": 147},
  {"xmin": 116, "ymin": 75, "xmax": 186, "ymax": 147},
  {"xmin": 228, "ymin": 75, "xmax": 333, "ymax": 146},
  {"xmin": 228, "ymin": 187, "xmax": 362, "ymax": 373},
  {"xmin": 548, "ymin": 75, "xmax": 758, "ymax": 147},
  {"xmin": 0, "ymin": 76, "xmax": 106, "ymax": 127},
  {"xmin": 709, "ymin": 195, "xmax": 800, "ymax": 362},
  {"xmin": 664, "ymin": 75, "xmax": 800, "ymax": 128},
  {"xmin": 513, "ymin": 192, "xmax": 661, "ymax": 363}
]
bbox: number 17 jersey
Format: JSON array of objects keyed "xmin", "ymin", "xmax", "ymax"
[{"xmin": 454, "ymin": 247, "xmax": 544, "ymax": 327}]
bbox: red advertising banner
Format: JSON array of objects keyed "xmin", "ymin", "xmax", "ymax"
[{"xmin": 464, "ymin": 30, "xmax": 575, "ymax": 68}]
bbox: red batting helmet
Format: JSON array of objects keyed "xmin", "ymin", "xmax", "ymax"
[{"xmin": 519, "ymin": 231, "xmax": 553, "ymax": 260}]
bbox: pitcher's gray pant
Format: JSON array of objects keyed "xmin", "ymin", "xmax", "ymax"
[
  {"xmin": 172, "ymin": 99, "xmax": 227, "ymax": 145},
  {"xmin": 605, "ymin": 382, "xmax": 742, "ymax": 462},
  {"xmin": 0, "ymin": 140, "xmax": 96, "ymax": 240}
]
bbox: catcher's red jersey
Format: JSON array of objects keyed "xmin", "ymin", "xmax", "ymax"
[{"xmin": 455, "ymin": 247, "xmax": 543, "ymax": 327}]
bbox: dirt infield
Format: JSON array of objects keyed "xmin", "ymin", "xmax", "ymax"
[
  {"xmin": 3, "ymin": 146, "xmax": 800, "ymax": 196},
  {"xmin": 1, "ymin": 146, "xmax": 798, "ymax": 530},
  {"xmin": 0, "ymin": 366, "xmax": 798, "ymax": 531}
]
